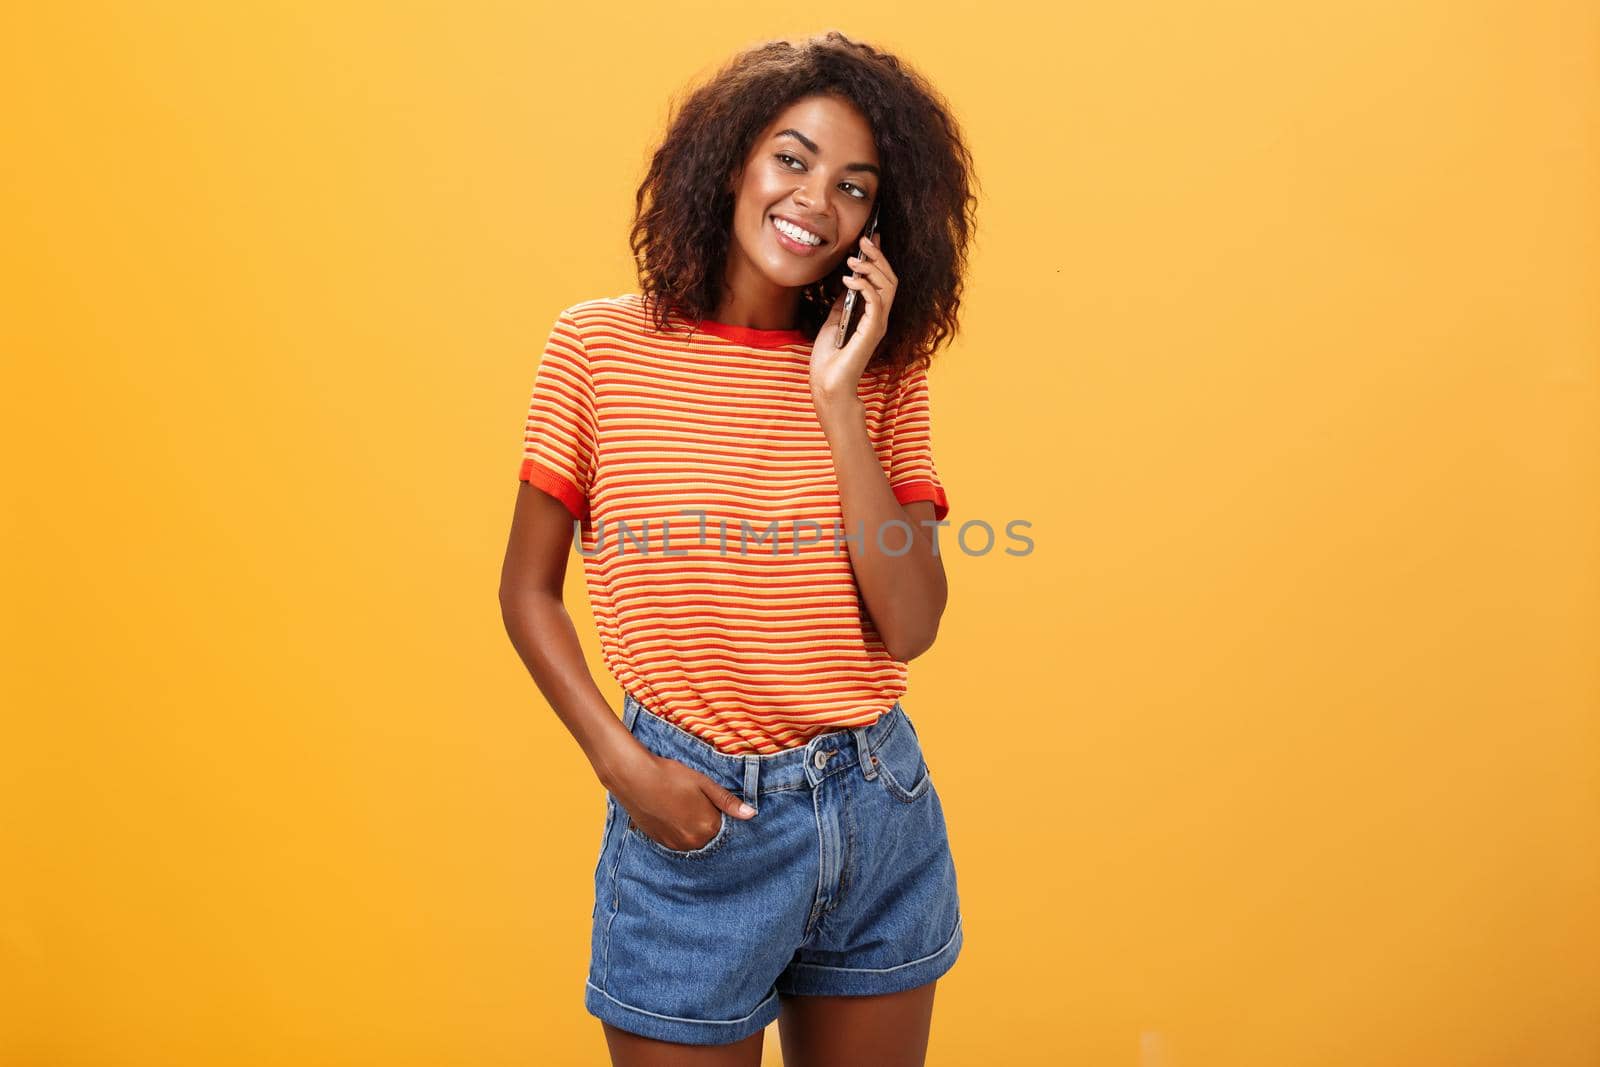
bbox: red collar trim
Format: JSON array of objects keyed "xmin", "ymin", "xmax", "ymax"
[{"xmin": 679, "ymin": 315, "xmax": 808, "ymax": 349}]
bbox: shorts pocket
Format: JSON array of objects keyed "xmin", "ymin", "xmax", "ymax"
[
  {"xmin": 626, "ymin": 808, "xmax": 732, "ymax": 859},
  {"xmin": 873, "ymin": 712, "xmax": 932, "ymax": 802}
]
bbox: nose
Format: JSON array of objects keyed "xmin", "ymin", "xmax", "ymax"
[{"xmin": 792, "ymin": 172, "xmax": 834, "ymax": 217}]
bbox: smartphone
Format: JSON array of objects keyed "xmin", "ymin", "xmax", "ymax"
[{"xmin": 836, "ymin": 205, "xmax": 882, "ymax": 349}]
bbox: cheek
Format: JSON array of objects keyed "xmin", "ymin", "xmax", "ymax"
[
  {"xmin": 743, "ymin": 204, "xmax": 767, "ymax": 244},
  {"xmin": 743, "ymin": 196, "xmax": 776, "ymax": 242},
  {"xmin": 746, "ymin": 170, "xmax": 787, "ymax": 210},
  {"xmin": 737, "ymin": 187, "xmax": 765, "ymax": 227}
]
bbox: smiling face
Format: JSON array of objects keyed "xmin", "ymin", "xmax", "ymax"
[{"xmin": 725, "ymin": 94, "xmax": 882, "ymax": 295}]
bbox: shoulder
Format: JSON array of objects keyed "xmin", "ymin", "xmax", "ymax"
[
  {"xmin": 873, "ymin": 357, "xmax": 933, "ymax": 405},
  {"xmin": 560, "ymin": 292, "xmax": 641, "ymax": 318},
  {"xmin": 556, "ymin": 293, "xmax": 656, "ymax": 340}
]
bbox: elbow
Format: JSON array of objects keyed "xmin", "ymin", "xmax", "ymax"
[
  {"xmin": 886, "ymin": 621, "xmax": 939, "ymax": 664},
  {"xmin": 499, "ymin": 554, "xmax": 556, "ymax": 615},
  {"xmin": 499, "ymin": 578, "xmax": 555, "ymax": 627},
  {"xmin": 883, "ymin": 590, "xmax": 947, "ymax": 662},
  {"xmin": 498, "ymin": 580, "xmax": 524, "ymax": 619},
  {"xmin": 498, "ymin": 585, "xmax": 524, "ymax": 638}
]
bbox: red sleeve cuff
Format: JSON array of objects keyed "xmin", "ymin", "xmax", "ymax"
[
  {"xmin": 892, "ymin": 479, "xmax": 949, "ymax": 522},
  {"xmin": 519, "ymin": 457, "xmax": 589, "ymax": 522}
]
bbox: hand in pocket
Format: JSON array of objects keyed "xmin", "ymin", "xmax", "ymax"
[{"xmin": 614, "ymin": 752, "xmax": 755, "ymax": 852}]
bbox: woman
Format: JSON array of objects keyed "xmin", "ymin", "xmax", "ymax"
[{"xmin": 499, "ymin": 31, "xmax": 978, "ymax": 1065}]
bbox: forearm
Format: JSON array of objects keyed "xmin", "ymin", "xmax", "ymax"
[
  {"xmin": 816, "ymin": 395, "xmax": 948, "ymax": 660},
  {"xmin": 498, "ymin": 588, "xmax": 652, "ymax": 790}
]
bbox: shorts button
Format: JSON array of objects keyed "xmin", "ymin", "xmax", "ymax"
[{"xmin": 813, "ymin": 749, "xmax": 834, "ymax": 769}]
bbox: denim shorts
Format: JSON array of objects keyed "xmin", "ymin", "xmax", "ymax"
[{"xmin": 583, "ymin": 691, "xmax": 964, "ymax": 1046}]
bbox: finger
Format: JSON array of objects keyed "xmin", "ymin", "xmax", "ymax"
[
  {"xmin": 863, "ymin": 268, "xmax": 893, "ymax": 298},
  {"xmin": 843, "ymin": 273, "xmax": 881, "ymax": 303},
  {"xmin": 859, "ymin": 236, "xmax": 897, "ymax": 286},
  {"xmin": 845, "ymin": 254, "xmax": 886, "ymax": 287},
  {"xmin": 819, "ymin": 294, "xmax": 846, "ymax": 345},
  {"xmin": 852, "ymin": 251, "xmax": 896, "ymax": 292},
  {"xmin": 849, "ymin": 274, "xmax": 895, "ymax": 330},
  {"xmin": 703, "ymin": 776, "xmax": 757, "ymax": 818},
  {"xmin": 841, "ymin": 277, "xmax": 883, "ymax": 328}
]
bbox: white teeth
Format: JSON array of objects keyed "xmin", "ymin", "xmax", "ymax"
[{"xmin": 773, "ymin": 217, "xmax": 823, "ymax": 245}]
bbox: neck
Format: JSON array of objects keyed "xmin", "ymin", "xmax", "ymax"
[{"xmin": 714, "ymin": 254, "xmax": 802, "ymax": 330}]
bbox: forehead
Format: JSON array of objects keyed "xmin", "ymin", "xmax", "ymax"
[{"xmin": 754, "ymin": 95, "xmax": 879, "ymax": 164}]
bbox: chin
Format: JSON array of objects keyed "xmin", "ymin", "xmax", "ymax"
[
  {"xmin": 738, "ymin": 262, "xmax": 804, "ymax": 291},
  {"xmin": 767, "ymin": 267, "xmax": 827, "ymax": 289}
]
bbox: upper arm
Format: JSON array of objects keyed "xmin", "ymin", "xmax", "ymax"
[
  {"xmin": 885, "ymin": 363, "xmax": 950, "ymax": 522},
  {"xmin": 517, "ymin": 306, "xmax": 597, "ymax": 523},
  {"xmin": 500, "ymin": 481, "xmax": 578, "ymax": 601},
  {"xmin": 901, "ymin": 497, "xmax": 947, "ymax": 587},
  {"xmin": 504, "ymin": 304, "xmax": 597, "ymax": 601}
]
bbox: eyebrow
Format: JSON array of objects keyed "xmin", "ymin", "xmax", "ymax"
[{"xmin": 773, "ymin": 129, "xmax": 881, "ymax": 177}]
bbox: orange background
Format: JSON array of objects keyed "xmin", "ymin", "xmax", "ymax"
[{"xmin": 3, "ymin": 3, "xmax": 1596, "ymax": 1064}]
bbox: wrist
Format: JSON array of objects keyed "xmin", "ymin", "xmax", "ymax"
[
  {"xmin": 812, "ymin": 391, "xmax": 864, "ymax": 432},
  {"xmin": 591, "ymin": 734, "xmax": 655, "ymax": 793}
]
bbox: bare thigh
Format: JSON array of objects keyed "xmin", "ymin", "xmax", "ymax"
[
  {"xmin": 601, "ymin": 1021, "xmax": 765, "ymax": 1067},
  {"xmin": 776, "ymin": 980, "xmax": 938, "ymax": 1067}
]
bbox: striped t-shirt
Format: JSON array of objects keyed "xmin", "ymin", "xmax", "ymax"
[{"xmin": 517, "ymin": 292, "xmax": 949, "ymax": 755}]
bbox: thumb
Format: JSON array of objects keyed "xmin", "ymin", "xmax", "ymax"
[
  {"xmin": 702, "ymin": 777, "xmax": 758, "ymax": 819},
  {"xmin": 816, "ymin": 297, "xmax": 845, "ymax": 350},
  {"xmin": 823, "ymin": 286, "xmax": 846, "ymax": 323}
]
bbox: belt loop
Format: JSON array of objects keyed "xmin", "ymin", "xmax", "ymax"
[
  {"xmin": 621, "ymin": 693, "xmax": 639, "ymax": 732},
  {"xmin": 743, "ymin": 755, "xmax": 760, "ymax": 809},
  {"xmin": 851, "ymin": 725, "xmax": 877, "ymax": 780}
]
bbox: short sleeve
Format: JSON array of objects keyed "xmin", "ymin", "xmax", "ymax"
[
  {"xmin": 885, "ymin": 363, "xmax": 950, "ymax": 522},
  {"xmin": 518, "ymin": 307, "xmax": 596, "ymax": 521}
]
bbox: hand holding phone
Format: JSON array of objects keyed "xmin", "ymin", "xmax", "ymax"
[{"xmin": 836, "ymin": 206, "xmax": 881, "ymax": 350}]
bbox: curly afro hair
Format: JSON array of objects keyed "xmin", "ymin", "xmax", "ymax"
[{"xmin": 628, "ymin": 31, "xmax": 980, "ymax": 382}]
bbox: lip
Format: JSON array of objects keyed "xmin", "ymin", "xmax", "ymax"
[{"xmin": 769, "ymin": 213, "xmax": 828, "ymax": 256}]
